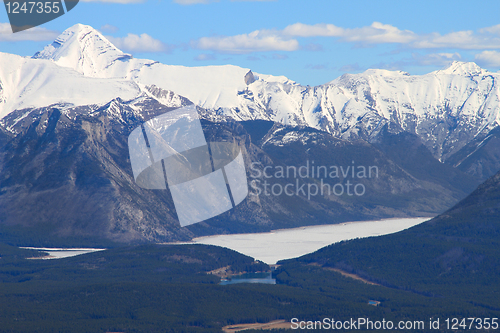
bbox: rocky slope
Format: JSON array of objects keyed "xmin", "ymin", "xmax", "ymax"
[{"xmin": 0, "ymin": 95, "xmax": 479, "ymax": 245}]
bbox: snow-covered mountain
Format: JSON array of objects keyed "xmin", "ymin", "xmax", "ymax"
[
  {"xmin": 0, "ymin": 52, "xmax": 142, "ymax": 119},
  {"xmin": 2, "ymin": 23, "xmax": 500, "ymax": 162},
  {"xmin": 3, "ymin": 23, "xmax": 498, "ymax": 245}
]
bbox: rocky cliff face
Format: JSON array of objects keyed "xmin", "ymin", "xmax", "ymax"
[{"xmin": 0, "ymin": 95, "xmax": 480, "ymax": 246}]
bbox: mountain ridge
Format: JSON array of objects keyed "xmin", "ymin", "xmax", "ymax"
[{"xmin": 2, "ymin": 24, "xmax": 498, "ymax": 166}]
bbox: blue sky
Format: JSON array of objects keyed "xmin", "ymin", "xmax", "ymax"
[{"xmin": 1, "ymin": 0, "xmax": 500, "ymax": 85}]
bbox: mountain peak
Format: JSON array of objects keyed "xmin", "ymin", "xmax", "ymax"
[
  {"xmin": 437, "ymin": 61, "xmax": 485, "ymax": 76},
  {"xmin": 32, "ymin": 23, "xmax": 132, "ymax": 77}
]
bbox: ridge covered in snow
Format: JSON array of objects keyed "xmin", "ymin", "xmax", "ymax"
[
  {"xmin": 1, "ymin": 24, "xmax": 500, "ymax": 161},
  {"xmin": 0, "ymin": 51, "xmax": 142, "ymax": 119}
]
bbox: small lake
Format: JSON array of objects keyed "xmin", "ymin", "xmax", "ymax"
[
  {"xmin": 219, "ymin": 272, "xmax": 276, "ymax": 285},
  {"xmin": 188, "ymin": 217, "xmax": 430, "ymax": 265}
]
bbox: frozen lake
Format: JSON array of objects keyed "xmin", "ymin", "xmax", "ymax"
[
  {"xmin": 21, "ymin": 218, "xmax": 429, "ymax": 263},
  {"xmin": 188, "ymin": 218, "xmax": 430, "ymax": 264},
  {"xmin": 21, "ymin": 247, "xmax": 106, "ymax": 259}
]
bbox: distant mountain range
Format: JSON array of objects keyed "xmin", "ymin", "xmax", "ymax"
[
  {"xmin": 4, "ymin": 24, "xmax": 500, "ymax": 166},
  {"xmin": 0, "ymin": 24, "xmax": 499, "ymax": 246}
]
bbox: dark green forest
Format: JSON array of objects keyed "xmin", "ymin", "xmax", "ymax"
[
  {"xmin": 1, "ymin": 171, "xmax": 499, "ymax": 332},
  {"xmin": 0, "ymin": 238, "xmax": 499, "ymax": 332}
]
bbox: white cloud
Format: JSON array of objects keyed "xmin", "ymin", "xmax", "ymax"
[
  {"xmin": 175, "ymin": 0, "xmax": 272, "ymax": 2},
  {"xmin": 283, "ymin": 22, "xmax": 416, "ymax": 44},
  {"xmin": 306, "ymin": 64, "xmax": 328, "ymax": 70},
  {"xmin": 193, "ymin": 22, "xmax": 413, "ymax": 54},
  {"xmin": 0, "ymin": 23, "xmax": 59, "ymax": 41},
  {"xmin": 194, "ymin": 53, "xmax": 216, "ymax": 61},
  {"xmin": 106, "ymin": 33, "xmax": 170, "ymax": 53},
  {"xmin": 247, "ymin": 55, "xmax": 261, "ymax": 61},
  {"xmin": 173, "ymin": 0, "xmax": 217, "ymax": 4},
  {"xmin": 193, "ymin": 22, "xmax": 500, "ymax": 56},
  {"xmin": 175, "ymin": 0, "xmax": 272, "ymax": 3},
  {"xmin": 100, "ymin": 24, "xmax": 119, "ymax": 33},
  {"xmin": 194, "ymin": 30, "xmax": 299, "ymax": 53},
  {"xmin": 272, "ymin": 53, "xmax": 288, "ymax": 60},
  {"xmin": 284, "ymin": 22, "xmax": 500, "ymax": 49},
  {"xmin": 411, "ymin": 52, "xmax": 462, "ymax": 66},
  {"xmin": 81, "ymin": 0, "xmax": 145, "ymax": 3},
  {"xmin": 302, "ymin": 43, "xmax": 323, "ymax": 52},
  {"xmin": 283, "ymin": 23, "xmax": 344, "ymax": 38},
  {"xmin": 412, "ymin": 30, "xmax": 500, "ymax": 49},
  {"xmin": 479, "ymin": 24, "xmax": 500, "ymax": 35},
  {"xmin": 346, "ymin": 22, "xmax": 417, "ymax": 44},
  {"xmin": 339, "ymin": 63, "xmax": 361, "ymax": 72},
  {"xmin": 475, "ymin": 50, "xmax": 500, "ymax": 67},
  {"xmin": 368, "ymin": 52, "xmax": 463, "ymax": 71}
]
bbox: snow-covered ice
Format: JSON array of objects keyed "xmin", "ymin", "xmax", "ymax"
[
  {"xmin": 188, "ymin": 218, "xmax": 430, "ymax": 264},
  {"xmin": 22, "ymin": 218, "xmax": 428, "ymax": 262},
  {"xmin": 21, "ymin": 247, "xmax": 105, "ymax": 259}
]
